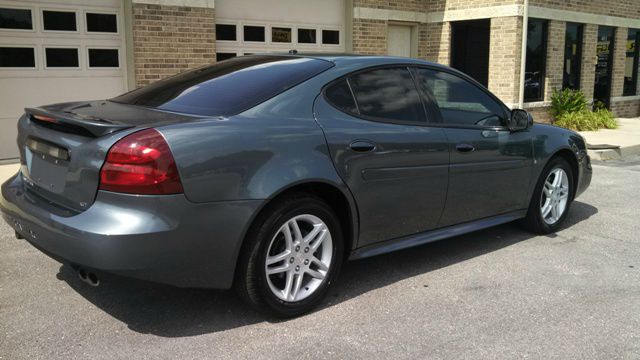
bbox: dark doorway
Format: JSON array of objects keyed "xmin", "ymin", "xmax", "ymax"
[
  {"xmin": 451, "ymin": 19, "xmax": 491, "ymax": 87},
  {"xmin": 594, "ymin": 26, "xmax": 615, "ymax": 109}
]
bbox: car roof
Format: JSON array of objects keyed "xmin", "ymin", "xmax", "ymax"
[{"xmin": 243, "ymin": 52, "xmax": 446, "ymax": 69}]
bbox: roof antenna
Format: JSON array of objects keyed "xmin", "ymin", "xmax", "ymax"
[{"xmin": 289, "ymin": 49, "xmax": 298, "ymax": 55}]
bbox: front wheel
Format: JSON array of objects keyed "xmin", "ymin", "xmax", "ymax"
[
  {"xmin": 522, "ymin": 157, "xmax": 574, "ymax": 234},
  {"xmin": 235, "ymin": 194, "xmax": 343, "ymax": 317}
]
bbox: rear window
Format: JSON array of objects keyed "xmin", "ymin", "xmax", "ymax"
[{"xmin": 112, "ymin": 55, "xmax": 333, "ymax": 116}]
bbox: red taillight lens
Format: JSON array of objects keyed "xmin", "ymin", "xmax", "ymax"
[{"xmin": 99, "ymin": 129, "xmax": 184, "ymax": 195}]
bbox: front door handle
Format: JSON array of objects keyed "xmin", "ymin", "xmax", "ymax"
[
  {"xmin": 456, "ymin": 143, "xmax": 475, "ymax": 153},
  {"xmin": 349, "ymin": 141, "xmax": 376, "ymax": 152}
]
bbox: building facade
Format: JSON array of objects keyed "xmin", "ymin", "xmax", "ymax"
[{"xmin": 1, "ymin": 0, "xmax": 639, "ymax": 160}]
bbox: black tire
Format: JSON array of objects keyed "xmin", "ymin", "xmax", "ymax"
[
  {"xmin": 235, "ymin": 193, "xmax": 344, "ymax": 317},
  {"xmin": 522, "ymin": 157, "xmax": 574, "ymax": 234}
]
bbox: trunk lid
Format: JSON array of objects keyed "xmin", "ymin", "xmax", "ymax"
[{"xmin": 17, "ymin": 100, "xmax": 197, "ymax": 212}]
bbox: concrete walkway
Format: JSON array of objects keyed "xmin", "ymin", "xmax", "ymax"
[
  {"xmin": 0, "ymin": 163, "xmax": 19, "ymax": 183},
  {"xmin": 579, "ymin": 117, "xmax": 640, "ymax": 161}
]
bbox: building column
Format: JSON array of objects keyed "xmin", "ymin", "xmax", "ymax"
[
  {"xmin": 579, "ymin": 24, "xmax": 598, "ymax": 102},
  {"xmin": 544, "ymin": 20, "xmax": 566, "ymax": 101},
  {"xmin": 421, "ymin": 22, "xmax": 450, "ymax": 65},
  {"xmin": 131, "ymin": 1, "xmax": 216, "ymax": 87},
  {"xmin": 488, "ymin": 16, "xmax": 523, "ymax": 106},
  {"xmin": 610, "ymin": 27, "xmax": 628, "ymax": 98}
]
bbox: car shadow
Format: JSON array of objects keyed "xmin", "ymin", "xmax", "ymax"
[{"xmin": 56, "ymin": 201, "xmax": 598, "ymax": 337}]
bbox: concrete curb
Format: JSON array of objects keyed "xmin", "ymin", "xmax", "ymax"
[{"xmin": 588, "ymin": 144, "xmax": 640, "ymax": 161}]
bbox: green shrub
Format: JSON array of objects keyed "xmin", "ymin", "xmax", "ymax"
[
  {"xmin": 550, "ymin": 88, "xmax": 587, "ymax": 118},
  {"xmin": 555, "ymin": 109, "xmax": 618, "ymax": 131}
]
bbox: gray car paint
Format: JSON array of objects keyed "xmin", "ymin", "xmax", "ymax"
[{"xmin": 0, "ymin": 55, "xmax": 591, "ymax": 289}]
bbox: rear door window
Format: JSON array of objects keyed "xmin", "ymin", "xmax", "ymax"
[
  {"xmin": 112, "ymin": 56, "xmax": 333, "ymax": 116},
  {"xmin": 348, "ymin": 67, "xmax": 425, "ymax": 123}
]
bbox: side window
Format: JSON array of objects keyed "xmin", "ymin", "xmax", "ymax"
[
  {"xmin": 349, "ymin": 67, "xmax": 425, "ymax": 123},
  {"xmin": 325, "ymin": 79, "xmax": 358, "ymax": 114},
  {"xmin": 415, "ymin": 68, "xmax": 506, "ymax": 127}
]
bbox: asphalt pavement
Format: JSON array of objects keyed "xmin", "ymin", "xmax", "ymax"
[{"xmin": 1, "ymin": 156, "xmax": 639, "ymax": 359}]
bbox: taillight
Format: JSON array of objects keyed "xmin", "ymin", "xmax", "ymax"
[{"xmin": 99, "ymin": 128, "xmax": 183, "ymax": 195}]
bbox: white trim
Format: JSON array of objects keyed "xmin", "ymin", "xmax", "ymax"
[
  {"xmin": 427, "ymin": 5, "xmax": 523, "ymax": 23},
  {"xmin": 612, "ymin": 95, "xmax": 640, "ymax": 102},
  {"xmin": 528, "ymin": 6, "xmax": 640, "ymax": 28},
  {"xmin": 523, "ymin": 101, "xmax": 551, "ymax": 109},
  {"xmin": 131, "ymin": 0, "xmax": 214, "ymax": 9},
  {"xmin": 353, "ymin": 7, "xmax": 427, "ymax": 23}
]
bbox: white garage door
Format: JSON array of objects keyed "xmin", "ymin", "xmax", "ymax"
[
  {"xmin": 214, "ymin": 0, "xmax": 345, "ymax": 61},
  {"xmin": 0, "ymin": 0, "xmax": 128, "ymax": 160}
]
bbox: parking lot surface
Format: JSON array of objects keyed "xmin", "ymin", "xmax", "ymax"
[{"xmin": 1, "ymin": 156, "xmax": 639, "ymax": 359}]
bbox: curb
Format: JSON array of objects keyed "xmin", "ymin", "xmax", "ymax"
[{"xmin": 588, "ymin": 144, "xmax": 640, "ymax": 161}]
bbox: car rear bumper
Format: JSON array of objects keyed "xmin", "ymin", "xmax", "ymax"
[{"xmin": 1, "ymin": 172, "xmax": 261, "ymax": 289}]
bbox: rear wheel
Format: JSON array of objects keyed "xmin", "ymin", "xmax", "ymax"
[
  {"xmin": 235, "ymin": 194, "xmax": 343, "ymax": 317},
  {"xmin": 522, "ymin": 157, "xmax": 573, "ymax": 234}
]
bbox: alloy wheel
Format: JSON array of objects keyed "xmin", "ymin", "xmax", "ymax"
[
  {"xmin": 540, "ymin": 168, "xmax": 570, "ymax": 225},
  {"xmin": 264, "ymin": 214, "xmax": 333, "ymax": 302}
]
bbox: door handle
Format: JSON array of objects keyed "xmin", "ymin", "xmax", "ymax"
[
  {"xmin": 349, "ymin": 141, "xmax": 376, "ymax": 152},
  {"xmin": 456, "ymin": 143, "xmax": 475, "ymax": 153}
]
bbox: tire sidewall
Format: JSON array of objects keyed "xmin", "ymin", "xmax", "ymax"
[{"xmin": 252, "ymin": 197, "xmax": 343, "ymax": 316}]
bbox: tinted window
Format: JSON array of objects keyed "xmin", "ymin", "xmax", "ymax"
[
  {"xmin": 415, "ymin": 68, "xmax": 505, "ymax": 127},
  {"xmin": 88, "ymin": 49, "xmax": 119, "ymax": 67},
  {"xmin": 349, "ymin": 67, "xmax": 424, "ymax": 123},
  {"xmin": 272, "ymin": 27, "xmax": 291, "ymax": 43},
  {"xmin": 0, "ymin": 8, "xmax": 32, "ymax": 29},
  {"xmin": 525, "ymin": 19, "xmax": 548, "ymax": 102},
  {"xmin": 325, "ymin": 80, "xmax": 357, "ymax": 114},
  {"xmin": 563, "ymin": 23, "xmax": 583, "ymax": 90},
  {"xmin": 216, "ymin": 24, "xmax": 236, "ymax": 40},
  {"xmin": 0, "ymin": 47, "xmax": 35, "ymax": 67},
  {"xmin": 244, "ymin": 25, "xmax": 264, "ymax": 42},
  {"xmin": 45, "ymin": 48, "xmax": 79, "ymax": 67},
  {"xmin": 216, "ymin": 52, "xmax": 236, "ymax": 61},
  {"xmin": 322, "ymin": 30, "xmax": 339, "ymax": 45},
  {"xmin": 86, "ymin": 13, "xmax": 117, "ymax": 32},
  {"xmin": 42, "ymin": 10, "xmax": 76, "ymax": 31},
  {"xmin": 112, "ymin": 56, "xmax": 333, "ymax": 116},
  {"xmin": 298, "ymin": 28, "xmax": 316, "ymax": 44},
  {"xmin": 624, "ymin": 29, "xmax": 639, "ymax": 96}
]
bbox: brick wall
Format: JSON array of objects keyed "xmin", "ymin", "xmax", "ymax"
[
  {"xmin": 132, "ymin": 3, "xmax": 215, "ymax": 87},
  {"xmin": 488, "ymin": 16, "xmax": 523, "ymax": 105},
  {"xmin": 579, "ymin": 24, "xmax": 598, "ymax": 101},
  {"xmin": 422, "ymin": 22, "xmax": 450, "ymax": 64},
  {"xmin": 544, "ymin": 20, "xmax": 565, "ymax": 101},
  {"xmin": 611, "ymin": 99, "xmax": 640, "ymax": 118},
  {"xmin": 352, "ymin": 18, "xmax": 388, "ymax": 55}
]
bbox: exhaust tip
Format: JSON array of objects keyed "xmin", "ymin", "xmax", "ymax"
[{"xmin": 77, "ymin": 268, "xmax": 100, "ymax": 287}]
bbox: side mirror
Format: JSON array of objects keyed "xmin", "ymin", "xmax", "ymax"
[{"xmin": 509, "ymin": 109, "xmax": 532, "ymax": 131}]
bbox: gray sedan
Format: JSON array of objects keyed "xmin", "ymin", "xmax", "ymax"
[{"xmin": 0, "ymin": 54, "xmax": 591, "ymax": 317}]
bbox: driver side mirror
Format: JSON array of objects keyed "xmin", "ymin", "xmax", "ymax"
[{"xmin": 509, "ymin": 109, "xmax": 532, "ymax": 131}]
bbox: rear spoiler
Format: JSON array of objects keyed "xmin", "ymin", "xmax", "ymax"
[{"xmin": 25, "ymin": 107, "xmax": 134, "ymax": 137}]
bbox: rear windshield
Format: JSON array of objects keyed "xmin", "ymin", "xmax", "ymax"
[{"xmin": 111, "ymin": 55, "xmax": 333, "ymax": 116}]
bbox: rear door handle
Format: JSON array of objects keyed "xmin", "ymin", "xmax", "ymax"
[
  {"xmin": 349, "ymin": 141, "xmax": 376, "ymax": 152},
  {"xmin": 456, "ymin": 143, "xmax": 475, "ymax": 153}
]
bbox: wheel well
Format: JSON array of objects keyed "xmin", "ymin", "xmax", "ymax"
[
  {"xmin": 552, "ymin": 149, "xmax": 579, "ymax": 200},
  {"xmin": 252, "ymin": 182, "xmax": 355, "ymax": 261}
]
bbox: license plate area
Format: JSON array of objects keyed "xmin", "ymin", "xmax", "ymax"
[{"xmin": 24, "ymin": 137, "xmax": 70, "ymax": 193}]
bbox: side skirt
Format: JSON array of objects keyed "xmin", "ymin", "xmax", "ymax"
[{"xmin": 348, "ymin": 210, "xmax": 527, "ymax": 260}]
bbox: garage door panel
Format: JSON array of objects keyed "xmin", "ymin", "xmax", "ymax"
[{"xmin": 0, "ymin": 0, "xmax": 126, "ymax": 160}]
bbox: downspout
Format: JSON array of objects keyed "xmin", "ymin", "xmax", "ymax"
[{"xmin": 518, "ymin": 0, "xmax": 529, "ymax": 109}]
